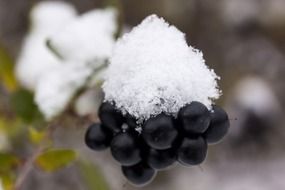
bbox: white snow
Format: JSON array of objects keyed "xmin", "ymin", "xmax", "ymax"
[
  {"xmin": 35, "ymin": 62, "xmax": 94, "ymax": 120},
  {"xmin": 16, "ymin": 1, "xmax": 117, "ymax": 120},
  {"xmin": 15, "ymin": 1, "xmax": 77, "ymax": 90},
  {"xmin": 48, "ymin": 8, "xmax": 117, "ymax": 62},
  {"xmin": 103, "ymin": 15, "xmax": 220, "ymax": 122}
]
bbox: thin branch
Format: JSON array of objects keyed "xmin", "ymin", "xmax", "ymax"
[
  {"xmin": 14, "ymin": 123, "xmax": 56, "ymax": 190},
  {"xmin": 14, "ymin": 146, "xmax": 44, "ymax": 190}
]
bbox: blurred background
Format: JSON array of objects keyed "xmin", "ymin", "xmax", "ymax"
[{"xmin": 1, "ymin": 0, "xmax": 285, "ymax": 189}]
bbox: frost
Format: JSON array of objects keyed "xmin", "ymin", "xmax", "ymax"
[
  {"xmin": 48, "ymin": 8, "xmax": 117, "ymax": 62},
  {"xmin": 103, "ymin": 15, "xmax": 220, "ymax": 122},
  {"xmin": 15, "ymin": 1, "xmax": 77, "ymax": 90}
]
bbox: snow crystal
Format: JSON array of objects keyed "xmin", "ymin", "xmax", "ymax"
[
  {"xmin": 35, "ymin": 62, "xmax": 94, "ymax": 120},
  {"xmin": 103, "ymin": 15, "xmax": 220, "ymax": 122},
  {"xmin": 48, "ymin": 8, "xmax": 117, "ymax": 62},
  {"xmin": 15, "ymin": 1, "xmax": 76, "ymax": 90}
]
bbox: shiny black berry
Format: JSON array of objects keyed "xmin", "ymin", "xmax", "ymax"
[
  {"xmin": 125, "ymin": 114, "xmax": 137, "ymax": 128},
  {"xmin": 110, "ymin": 132, "xmax": 141, "ymax": 166},
  {"xmin": 142, "ymin": 113, "xmax": 178, "ymax": 150},
  {"xmin": 85, "ymin": 123, "xmax": 113, "ymax": 151},
  {"xmin": 147, "ymin": 148, "xmax": 176, "ymax": 170},
  {"xmin": 178, "ymin": 101, "xmax": 211, "ymax": 134},
  {"xmin": 204, "ymin": 105, "xmax": 230, "ymax": 144},
  {"xmin": 177, "ymin": 136, "xmax": 207, "ymax": 166},
  {"xmin": 122, "ymin": 162, "xmax": 156, "ymax": 186},
  {"xmin": 99, "ymin": 102, "xmax": 124, "ymax": 133}
]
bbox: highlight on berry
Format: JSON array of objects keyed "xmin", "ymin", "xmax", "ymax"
[{"xmin": 85, "ymin": 101, "xmax": 230, "ymax": 186}]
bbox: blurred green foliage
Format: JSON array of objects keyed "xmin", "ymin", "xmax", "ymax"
[
  {"xmin": 0, "ymin": 46, "xmax": 18, "ymax": 91},
  {"xmin": 0, "ymin": 153, "xmax": 19, "ymax": 190},
  {"xmin": 35, "ymin": 149, "xmax": 77, "ymax": 172},
  {"xmin": 10, "ymin": 89, "xmax": 43, "ymax": 124},
  {"xmin": 0, "ymin": 153, "xmax": 20, "ymax": 174}
]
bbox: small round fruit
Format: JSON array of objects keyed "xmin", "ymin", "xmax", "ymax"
[
  {"xmin": 177, "ymin": 136, "xmax": 207, "ymax": 166},
  {"xmin": 110, "ymin": 132, "xmax": 141, "ymax": 166},
  {"xmin": 122, "ymin": 162, "xmax": 156, "ymax": 186},
  {"xmin": 85, "ymin": 123, "xmax": 113, "ymax": 151},
  {"xmin": 125, "ymin": 114, "xmax": 137, "ymax": 128},
  {"xmin": 178, "ymin": 101, "xmax": 211, "ymax": 134},
  {"xmin": 99, "ymin": 102, "xmax": 124, "ymax": 133},
  {"xmin": 142, "ymin": 113, "xmax": 178, "ymax": 150},
  {"xmin": 204, "ymin": 105, "xmax": 230, "ymax": 144},
  {"xmin": 147, "ymin": 148, "xmax": 176, "ymax": 170}
]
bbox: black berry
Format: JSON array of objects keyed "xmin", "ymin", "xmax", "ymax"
[
  {"xmin": 125, "ymin": 114, "xmax": 137, "ymax": 128},
  {"xmin": 122, "ymin": 162, "xmax": 156, "ymax": 186},
  {"xmin": 178, "ymin": 101, "xmax": 211, "ymax": 134},
  {"xmin": 99, "ymin": 102, "xmax": 124, "ymax": 133},
  {"xmin": 204, "ymin": 105, "xmax": 230, "ymax": 144},
  {"xmin": 142, "ymin": 113, "xmax": 178, "ymax": 150},
  {"xmin": 85, "ymin": 123, "xmax": 113, "ymax": 151},
  {"xmin": 177, "ymin": 136, "xmax": 207, "ymax": 166},
  {"xmin": 147, "ymin": 148, "xmax": 176, "ymax": 170},
  {"xmin": 110, "ymin": 132, "xmax": 141, "ymax": 166}
]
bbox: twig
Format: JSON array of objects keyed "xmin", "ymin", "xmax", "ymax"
[
  {"xmin": 14, "ymin": 146, "xmax": 44, "ymax": 190},
  {"xmin": 14, "ymin": 123, "xmax": 56, "ymax": 190}
]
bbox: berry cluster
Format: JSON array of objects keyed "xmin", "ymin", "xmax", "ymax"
[{"xmin": 85, "ymin": 101, "xmax": 229, "ymax": 186}]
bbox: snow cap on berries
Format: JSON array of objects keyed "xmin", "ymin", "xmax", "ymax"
[{"xmin": 103, "ymin": 15, "xmax": 220, "ymax": 122}]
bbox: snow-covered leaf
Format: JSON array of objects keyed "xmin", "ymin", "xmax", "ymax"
[
  {"xmin": 48, "ymin": 8, "xmax": 117, "ymax": 63},
  {"xmin": 15, "ymin": 1, "xmax": 76, "ymax": 90},
  {"xmin": 35, "ymin": 62, "xmax": 94, "ymax": 120}
]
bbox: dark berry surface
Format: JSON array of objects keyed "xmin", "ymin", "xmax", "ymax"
[
  {"xmin": 85, "ymin": 123, "xmax": 113, "ymax": 151},
  {"xmin": 142, "ymin": 113, "xmax": 178, "ymax": 150},
  {"xmin": 177, "ymin": 136, "xmax": 207, "ymax": 166},
  {"xmin": 125, "ymin": 114, "xmax": 138, "ymax": 128},
  {"xmin": 110, "ymin": 132, "xmax": 141, "ymax": 166},
  {"xmin": 204, "ymin": 105, "xmax": 230, "ymax": 144},
  {"xmin": 122, "ymin": 162, "xmax": 156, "ymax": 186},
  {"xmin": 147, "ymin": 148, "xmax": 176, "ymax": 170},
  {"xmin": 178, "ymin": 101, "xmax": 211, "ymax": 134},
  {"xmin": 86, "ymin": 101, "xmax": 230, "ymax": 186},
  {"xmin": 99, "ymin": 102, "xmax": 124, "ymax": 133}
]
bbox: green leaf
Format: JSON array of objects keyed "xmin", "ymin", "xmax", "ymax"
[
  {"xmin": 28, "ymin": 127, "xmax": 46, "ymax": 145},
  {"xmin": 10, "ymin": 88, "xmax": 43, "ymax": 123},
  {"xmin": 0, "ymin": 45, "xmax": 18, "ymax": 91},
  {"xmin": 1, "ymin": 171, "xmax": 16, "ymax": 190},
  {"xmin": 35, "ymin": 149, "xmax": 77, "ymax": 172},
  {"xmin": 0, "ymin": 153, "xmax": 20, "ymax": 174},
  {"xmin": 77, "ymin": 160, "xmax": 110, "ymax": 190}
]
